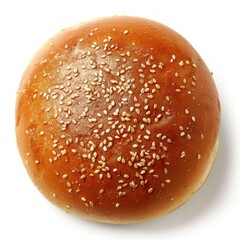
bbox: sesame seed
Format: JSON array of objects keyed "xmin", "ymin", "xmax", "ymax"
[
  {"xmin": 61, "ymin": 149, "xmax": 67, "ymax": 155},
  {"xmin": 178, "ymin": 61, "xmax": 184, "ymax": 67},
  {"xmin": 180, "ymin": 131, "xmax": 185, "ymax": 137},
  {"xmin": 115, "ymin": 203, "xmax": 120, "ymax": 208},
  {"xmin": 62, "ymin": 174, "xmax": 68, "ymax": 179},
  {"xmin": 156, "ymin": 133, "xmax": 162, "ymax": 138},
  {"xmin": 102, "ymin": 146, "xmax": 107, "ymax": 151},
  {"xmin": 185, "ymin": 109, "xmax": 190, "ymax": 114},
  {"xmin": 148, "ymin": 188, "xmax": 154, "ymax": 193},
  {"xmin": 71, "ymin": 149, "xmax": 77, "ymax": 153},
  {"xmin": 181, "ymin": 151, "xmax": 186, "ymax": 158},
  {"xmin": 123, "ymin": 30, "xmax": 129, "ymax": 35},
  {"xmin": 99, "ymin": 189, "xmax": 104, "ymax": 194},
  {"xmin": 135, "ymin": 108, "xmax": 140, "ymax": 114},
  {"xmin": 80, "ymin": 174, "xmax": 86, "ymax": 180},
  {"xmin": 179, "ymin": 126, "xmax": 184, "ymax": 131}
]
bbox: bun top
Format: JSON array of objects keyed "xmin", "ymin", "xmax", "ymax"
[{"xmin": 16, "ymin": 16, "xmax": 220, "ymax": 223}]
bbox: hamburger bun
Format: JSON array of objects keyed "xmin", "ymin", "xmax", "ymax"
[{"xmin": 16, "ymin": 16, "xmax": 220, "ymax": 224}]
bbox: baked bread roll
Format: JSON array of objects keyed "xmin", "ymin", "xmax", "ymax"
[{"xmin": 16, "ymin": 16, "xmax": 220, "ymax": 224}]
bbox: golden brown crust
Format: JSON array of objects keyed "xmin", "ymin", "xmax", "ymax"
[{"xmin": 16, "ymin": 16, "xmax": 220, "ymax": 223}]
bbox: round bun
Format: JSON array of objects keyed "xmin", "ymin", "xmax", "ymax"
[{"xmin": 16, "ymin": 16, "xmax": 220, "ymax": 224}]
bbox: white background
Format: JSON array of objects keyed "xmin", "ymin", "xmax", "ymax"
[{"xmin": 0, "ymin": 0, "xmax": 239, "ymax": 239}]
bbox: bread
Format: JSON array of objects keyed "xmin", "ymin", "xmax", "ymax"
[{"xmin": 15, "ymin": 16, "xmax": 221, "ymax": 224}]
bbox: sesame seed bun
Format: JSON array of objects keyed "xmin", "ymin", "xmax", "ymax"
[{"xmin": 16, "ymin": 16, "xmax": 220, "ymax": 224}]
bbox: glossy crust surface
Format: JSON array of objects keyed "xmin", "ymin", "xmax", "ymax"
[{"xmin": 16, "ymin": 16, "xmax": 220, "ymax": 223}]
